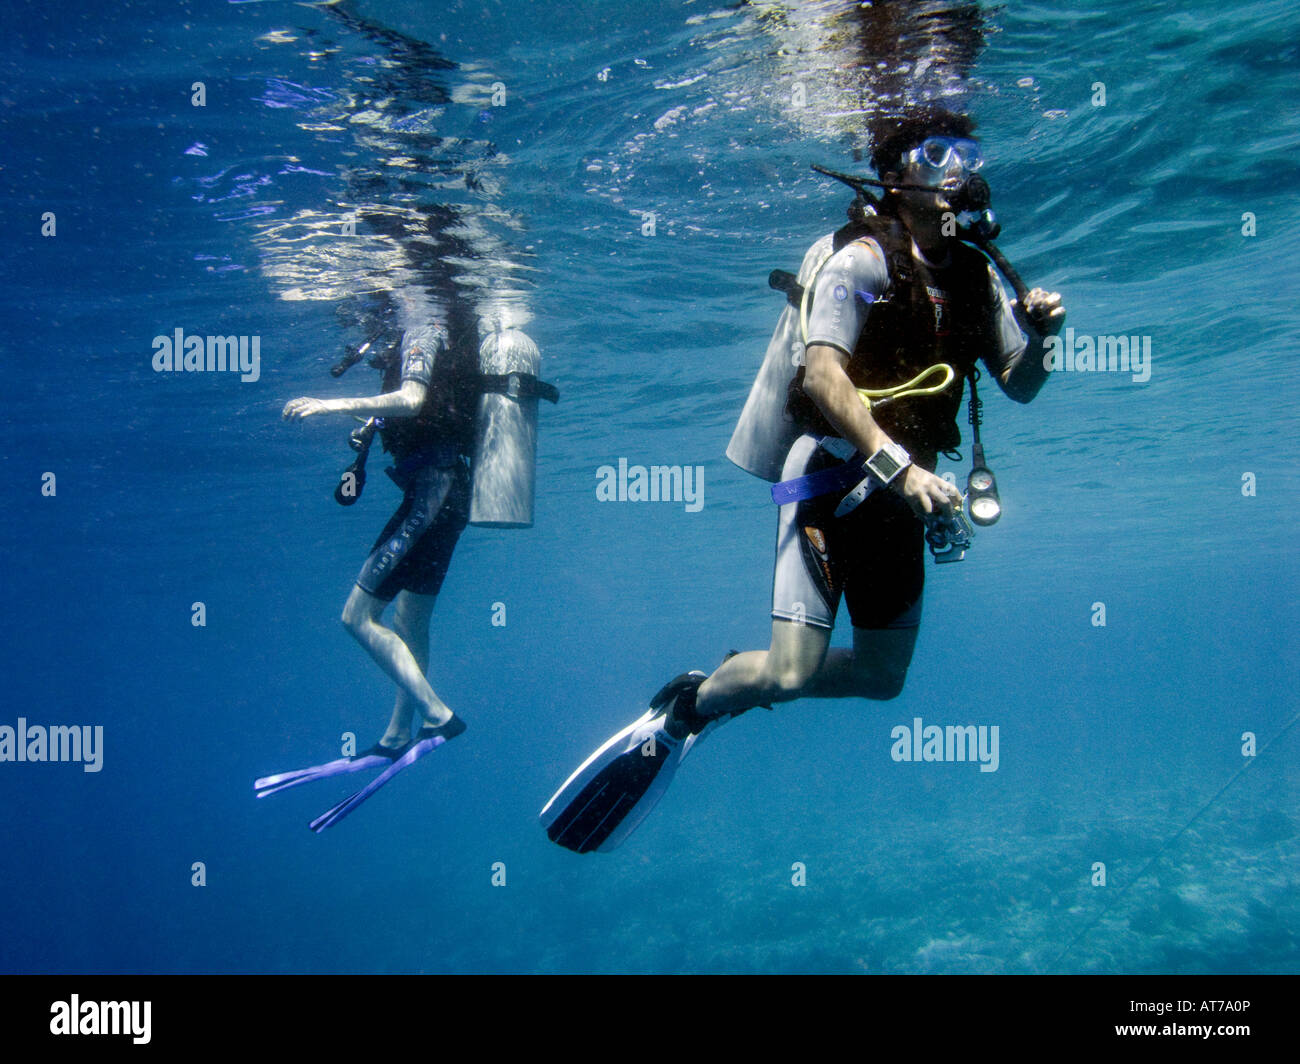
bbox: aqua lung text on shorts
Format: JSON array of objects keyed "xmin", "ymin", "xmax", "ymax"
[
  {"xmin": 595, "ymin": 458, "xmax": 705, "ymax": 512},
  {"xmin": 1042, "ymin": 328, "xmax": 1151, "ymax": 383},
  {"xmin": 151, "ymin": 328, "xmax": 261, "ymax": 382}
]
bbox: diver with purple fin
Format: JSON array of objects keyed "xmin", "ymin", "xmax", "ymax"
[
  {"xmin": 251, "ymin": 4, "xmax": 556, "ymax": 832},
  {"xmin": 262, "ymin": 289, "xmax": 554, "ymax": 833}
]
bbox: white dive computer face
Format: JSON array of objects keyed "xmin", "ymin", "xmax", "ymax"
[{"xmin": 865, "ymin": 442, "xmax": 909, "ymax": 484}]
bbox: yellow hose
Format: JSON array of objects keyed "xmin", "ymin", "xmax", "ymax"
[
  {"xmin": 857, "ymin": 363, "xmax": 955, "ymax": 409},
  {"xmin": 796, "ymin": 239, "xmax": 954, "ymax": 409}
]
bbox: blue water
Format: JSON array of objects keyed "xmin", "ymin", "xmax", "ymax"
[{"xmin": 1, "ymin": 0, "xmax": 1297, "ymax": 974}]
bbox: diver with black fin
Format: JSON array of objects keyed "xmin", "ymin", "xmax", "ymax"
[{"xmin": 543, "ymin": 106, "xmax": 1063, "ymax": 853}]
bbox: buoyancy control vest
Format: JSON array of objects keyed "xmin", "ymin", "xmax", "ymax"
[
  {"xmin": 787, "ymin": 211, "xmax": 1001, "ymax": 458},
  {"xmin": 374, "ymin": 319, "xmax": 480, "ymax": 466}
]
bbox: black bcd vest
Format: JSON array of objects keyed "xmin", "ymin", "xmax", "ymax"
[
  {"xmin": 789, "ymin": 212, "xmax": 1000, "ymax": 458},
  {"xmin": 375, "ymin": 322, "xmax": 480, "ymax": 463}
]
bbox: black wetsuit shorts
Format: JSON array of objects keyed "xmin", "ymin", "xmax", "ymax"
[
  {"xmin": 355, "ymin": 459, "xmax": 470, "ymax": 602},
  {"xmin": 771, "ymin": 434, "xmax": 925, "ymax": 631}
]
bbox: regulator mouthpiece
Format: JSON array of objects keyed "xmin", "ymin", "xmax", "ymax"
[
  {"xmin": 948, "ymin": 174, "xmax": 991, "ymax": 212},
  {"xmin": 949, "ymin": 175, "xmax": 1000, "ymax": 243}
]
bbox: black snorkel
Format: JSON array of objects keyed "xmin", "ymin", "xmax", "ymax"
[{"xmin": 330, "ymin": 338, "xmax": 373, "ymax": 378}]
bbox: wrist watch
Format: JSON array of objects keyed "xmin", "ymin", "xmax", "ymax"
[
  {"xmin": 863, "ymin": 441, "xmax": 911, "ymax": 486},
  {"xmin": 832, "ymin": 440, "xmax": 912, "ymax": 518}
]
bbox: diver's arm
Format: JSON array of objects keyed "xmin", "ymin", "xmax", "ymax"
[
  {"xmin": 803, "ymin": 344, "xmax": 958, "ymax": 518},
  {"xmin": 801, "ymin": 241, "xmax": 898, "ymax": 457},
  {"xmin": 282, "ymin": 379, "xmax": 427, "ymax": 421},
  {"xmin": 802, "ymin": 240, "xmax": 956, "ymax": 517},
  {"xmin": 803, "ymin": 344, "xmax": 893, "ymax": 457},
  {"xmin": 991, "ymin": 287, "xmax": 1065, "ymax": 404}
]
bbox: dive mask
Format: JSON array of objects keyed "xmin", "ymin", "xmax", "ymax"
[
  {"xmin": 900, "ymin": 137, "xmax": 999, "ymax": 242},
  {"xmin": 905, "ymin": 136, "xmax": 984, "ymax": 178}
]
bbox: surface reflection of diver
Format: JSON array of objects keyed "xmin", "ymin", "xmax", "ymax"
[
  {"xmin": 743, "ymin": 0, "xmax": 991, "ymax": 153},
  {"xmin": 543, "ymin": 106, "xmax": 1065, "ymax": 854}
]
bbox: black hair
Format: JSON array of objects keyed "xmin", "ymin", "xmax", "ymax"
[{"xmin": 869, "ymin": 106, "xmax": 977, "ymax": 177}]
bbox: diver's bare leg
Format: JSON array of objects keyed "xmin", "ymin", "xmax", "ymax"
[
  {"xmin": 695, "ymin": 619, "xmax": 830, "ymax": 718},
  {"xmin": 799, "ymin": 625, "xmax": 919, "ymax": 701},
  {"xmin": 373, "ymin": 590, "xmax": 437, "ymax": 744},
  {"xmin": 341, "ymin": 585, "xmax": 453, "ymax": 732},
  {"xmin": 695, "ymin": 621, "xmax": 919, "ymax": 719}
]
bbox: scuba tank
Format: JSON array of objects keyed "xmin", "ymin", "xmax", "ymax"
[
  {"xmin": 726, "ymin": 232, "xmax": 836, "ymax": 482},
  {"xmin": 469, "ymin": 329, "xmax": 558, "ymax": 528},
  {"xmin": 329, "ymin": 322, "xmax": 558, "ymax": 527}
]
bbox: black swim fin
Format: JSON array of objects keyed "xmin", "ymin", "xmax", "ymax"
[{"xmin": 540, "ymin": 672, "xmax": 728, "ymax": 853}]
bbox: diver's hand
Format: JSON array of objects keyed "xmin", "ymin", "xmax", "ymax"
[
  {"xmin": 282, "ymin": 396, "xmax": 333, "ymax": 421},
  {"xmin": 896, "ymin": 465, "xmax": 960, "ymax": 520},
  {"xmin": 1017, "ymin": 287, "xmax": 1065, "ymax": 337}
]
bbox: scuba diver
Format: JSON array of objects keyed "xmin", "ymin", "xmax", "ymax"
[
  {"xmin": 246, "ymin": 3, "xmax": 557, "ymax": 832},
  {"xmin": 543, "ymin": 105, "xmax": 1065, "ymax": 853},
  {"xmin": 257, "ymin": 288, "xmax": 555, "ymax": 832}
]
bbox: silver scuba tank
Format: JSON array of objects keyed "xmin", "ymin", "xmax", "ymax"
[
  {"xmin": 725, "ymin": 233, "xmax": 835, "ymax": 482},
  {"xmin": 469, "ymin": 329, "xmax": 543, "ymax": 527}
]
